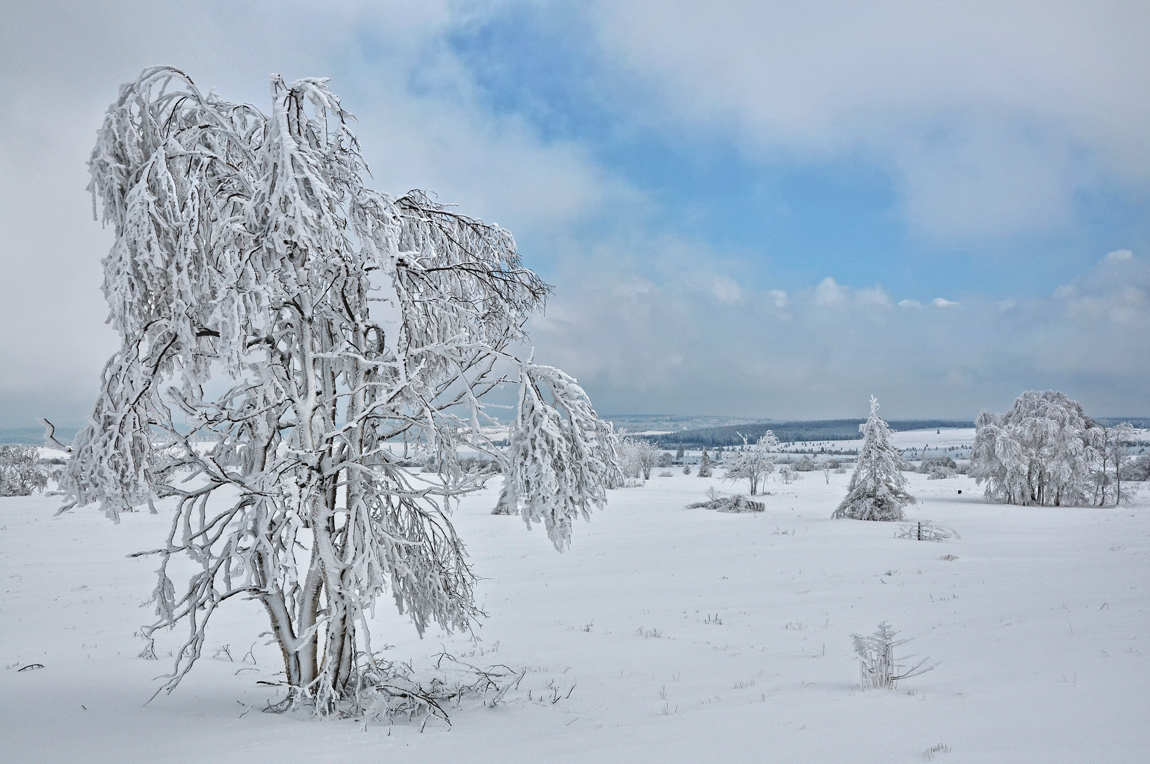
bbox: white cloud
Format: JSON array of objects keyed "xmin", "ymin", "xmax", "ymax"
[
  {"xmin": 530, "ymin": 252, "xmax": 1150, "ymax": 418},
  {"xmin": 590, "ymin": 0, "xmax": 1150, "ymax": 241},
  {"xmin": 768, "ymin": 289, "xmax": 788, "ymax": 309},
  {"xmin": 711, "ymin": 276, "xmax": 744, "ymax": 304},
  {"xmin": 815, "ymin": 277, "xmax": 849, "ymax": 305},
  {"xmin": 933, "ymin": 297, "xmax": 959, "ymax": 307},
  {"xmin": 1105, "ymin": 249, "xmax": 1134, "ymax": 262},
  {"xmin": 856, "ymin": 285, "xmax": 893, "ymax": 309}
]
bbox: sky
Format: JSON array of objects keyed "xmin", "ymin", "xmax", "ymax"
[{"xmin": 1, "ymin": 0, "xmax": 1149, "ymax": 429}]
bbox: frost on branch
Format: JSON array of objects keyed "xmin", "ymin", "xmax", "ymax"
[
  {"xmin": 504, "ymin": 365, "xmax": 621, "ymax": 550},
  {"xmin": 64, "ymin": 67, "xmax": 620, "ymax": 715},
  {"xmin": 832, "ymin": 396, "xmax": 915, "ymax": 521}
]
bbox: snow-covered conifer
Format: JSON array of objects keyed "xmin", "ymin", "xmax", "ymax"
[
  {"xmin": 832, "ymin": 397, "xmax": 915, "ymax": 521},
  {"xmin": 64, "ymin": 68, "xmax": 620, "ymax": 714},
  {"xmin": 698, "ymin": 449, "xmax": 713, "ymax": 478}
]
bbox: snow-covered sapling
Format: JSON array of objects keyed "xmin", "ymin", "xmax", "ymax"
[
  {"xmin": 723, "ymin": 432, "xmax": 778, "ymax": 495},
  {"xmin": 851, "ymin": 622, "xmax": 936, "ymax": 690},
  {"xmin": 64, "ymin": 67, "xmax": 620, "ymax": 716},
  {"xmin": 832, "ymin": 397, "xmax": 915, "ymax": 521}
]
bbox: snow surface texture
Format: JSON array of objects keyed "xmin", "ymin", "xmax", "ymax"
[{"xmin": 3, "ymin": 471, "xmax": 1149, "ymax": 763}]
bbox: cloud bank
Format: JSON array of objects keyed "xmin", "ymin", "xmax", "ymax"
[{"xmin": 1, "ymin": 1, "xmax": 1148, "ymax": 428}]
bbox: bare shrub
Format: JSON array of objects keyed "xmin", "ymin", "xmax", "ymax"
[{"xmin": 896, "ymin": 521, "xmax": 959, "ymax": 542}]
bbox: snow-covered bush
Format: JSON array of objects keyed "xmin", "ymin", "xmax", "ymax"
[
  {"xmin": 777, "ymin": 464, "xmax": 801, "ymax": 484},
  {"xmin": 794, "ymin": 455, "xmax": 816, "ymax": 471},
  {"xmin": 851, "ymin": 622, "xmax": 936, "ymax": 690},
  {"xmin": 832, "ymin": 397, "xmax": 916, "ymax": 521},
  {"xmin": 66, "ymin": 68, "xmax": 620, "ymax": 715},
  {"xmin": 896, "ymin": 521, "xmax": 959, "ymax": 542},
  {"xmin": 970, "ymin": 391, "xmax": 1102, "ymax": 506},
  {"xmin": 1120, "ymin": 454, "xmax": 1150, "ymax": 482},
  {"xmin": 918, "ymin": 456, "xmax": 956, "ymax": 474},
  {"xmin": 687, "ymin": 493, "xmax": 764, "ymax": 513},
  {"xmin": 0, "ymin": 445, "xmax": 47, "ymax": 496}
]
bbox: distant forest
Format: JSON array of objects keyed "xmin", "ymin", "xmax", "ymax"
[{"xmin": 645, "ymin": 419, "xmax": 974, "ymax": 448}]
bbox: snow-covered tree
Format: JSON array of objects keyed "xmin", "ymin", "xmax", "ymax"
[
  {"xmin": 832, "ymin": 397, "xmax": 915, "ymax": 521},
  {"xmin": 63, "ymin": 67, "xmax": 620, "ymax": 714},
  {"xmin": 617, "ymin": 436, "xmax": 661, "ymax": 481},
  {"xmin": 1093, "ymin": 423, "xmax": 1134, "ymax": 506},
  {"xmin": 698, "ymin": 449, "xmax": 713, "ymax": 478},
  {"xmin": 815, "ymin": 456, "xmax": 832, "ymax": 484},
  {"xmin": 0, "ymin": 445, "xmax": 47, "ymax": 496},
  {"xmin": 723, "ymin": 432, "xmax": 778, "ymax": 495},
  {"xmin": 970, "ymin": 391, "xmax": 1100, "ymax": 506}
]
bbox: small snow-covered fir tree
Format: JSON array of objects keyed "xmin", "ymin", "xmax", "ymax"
[
  {"xmin": 63, "ymin": 67, "xmax": 620, "ymax": 715},
  {"xmin": 832, "ymin": 397, "xmax": 915, "ymax": 521},
  {"xmin": 698, "ymin": 449, "xmax": 713, "ymax": 478}
]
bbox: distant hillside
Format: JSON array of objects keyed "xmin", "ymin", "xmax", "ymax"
[
  {"xmin": 646, "ymin": 419, "xmax": 974, "ymax": 447},
  {"xmin": 1094, "ymin": 417, "xmax": 1150, "ymax": 428}
]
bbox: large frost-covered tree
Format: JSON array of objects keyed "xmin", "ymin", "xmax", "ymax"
[
  {"xmin": 970, "ymin": 390, "xmax": 1101, "ymax": 506},
  {"xmin": 63, "ymin": 67, "xmax": 620, "ymax": 714},
  {"xmin": 723, "ymin": 432, "xmax": 779, "ymax": 495},
  {"xmin": 832, "ymin": 397, "xmax": 914, "ymax": 521}
]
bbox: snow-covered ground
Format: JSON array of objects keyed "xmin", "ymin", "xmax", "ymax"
[{"xmin": 3, "ymin": 472, "xmax": 1148, "ymax": 763}]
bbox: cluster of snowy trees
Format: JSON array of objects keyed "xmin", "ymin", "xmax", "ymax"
[
  {"xmin": 616, "ymin": 436, "xmax": 661, "ymax": 481},
  {"xmin": 971, "ymin": 390, "xmax": 1133, "ymax": 506},
  {"xmin": 63, "ymin": 68, "xmax": 620, "ymax": 715}
]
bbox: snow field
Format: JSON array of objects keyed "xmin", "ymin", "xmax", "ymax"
[{"xmin": 2, "ymin": 471, "xmax": 1148, "ymax": 763}]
